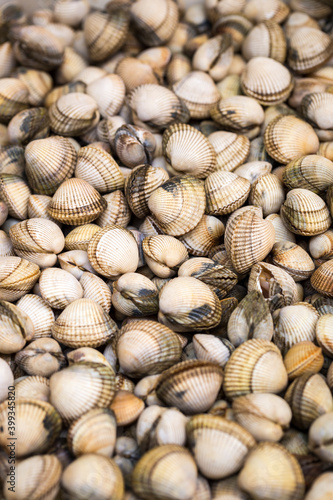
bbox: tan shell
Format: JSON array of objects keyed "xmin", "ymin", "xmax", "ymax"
[
  {"xmin": 7, "ymin": 107, "xmax": 49, "ymax": 146},
  {"xmin": 283, "ymin": 154, "xmax": 333, "ymax": 195},
  {"xmin": 249, "ymin": 173, "xmax": 285, "ymax": 216},
  {"xmin": 39, "ymin": 267, "xmax": 83, "ymax": 309},
  {"xmin": 208, "ymin": 131, "xmax": 250, "ymax": 172},
  {"xmin": 0, "ymin": 256, "xmax": 40, "ymax": 302},
  {"xmin": 52, "ymin": 298, "xmax": 117, "ymax": 348},
  {"xmin": 75, "ymin": 145, "xmax": 124, "ymax": 194},
  {"xmin": 49, "ymin": 92, "xmax": 100, "ymax": 137},
  {"xmin": 238, "ymin": 442, "xmax": 305, "ymax": 500},
  {"xmin": 50, "ymin": 361, "xmax": 116, "ymax": 423},
  {"xmin": 0, "ymin": 78, "xmax": 30, "ymax": 123},
  {"xmin": 88, "ymin": 225, "xmax": 139, "ymax": 278},
  {"xmin": 205, "ymin": 171, "xmax": 250, "ymax": 215},
  {"xmin": 186, "ymin": 414, "xmax": 255, "ymax": 479},
  {"xmin": 311, "ymin": 260, "xmax": 333, "ymax": 298},
  {"xmin": 48, "ymin": 178, "xmax": 107, "ymax": 225},
  {"xmin": 112, "ymin": 273, "xmax": 159, "ymax": 317},
  {"xmin": 0, "ymin": 399, "xmax": 61, "ymax": 458},
  {"xmin": 79, "ymin": 272, "xmax": 112, "ymax": 313},
  {"xmin": 14, "ymin": 338, "xmax": 65, "ymax": 378},
  {"xmin": 114, "ymin": 124, "xmax": 156, "ymax": 169},
  {"xmin": 132, "ymin": 445, "xmax": 197, "ymax": 500},
  {"xmin": 243, "ymin": 0, "xmax": 290, "ymax": 23},
  {"xmin": 86, "ymin": 74, "xmax": 125, "ymax": 119},
  {"xmin": 284, "ymin": 341, "xmax": 324, "ymax": 380},
  {"xmin": 284, "ymin": 373, "xmax": 333, "ymax": 429},
  {"xmin": 0, "ymin": 300, "xmax": 34, "ymax": 354},
  {"xmin": 0, "ymin": 146, "xmax": 25, "ymax": 177},
  {"xmin": 242, "ymin": 20, "xmax": 286, "ymax": 63},
  {"xmin": 265, "ymin": 213, "xmax": 296, "ymax": 244},
  {"xmin": 179, "ymin": 215, "xmax": 225, "ymax": 257},
  {"xmin": 309, "ymin": 230, "xmax": 333, "ymax": 260},
  {"xmin": 27, "ymin": 195, "xmax": 60, "ymax": 226},
  {"xmin": 223, "ymin": 339, "xmax": 288, "ymax": 399},
  {"xmin": 211, "ymin": 95, "xmax": 264, "ymax": 134},
  {"xmin": 95, "ymin": 190, "xmax": 131, "ymax": 229},
  {"xmin": 318, "ymin": 141, "xmax": 333, "ymax": 162},
  {"xmin": 110, "ymin": 390, "xmax": 145, "ymax": 426},
  {"xmin": 65, "ymin": 224, "xmax": 100, "ymax": 251},
  {"xmin": 130, "ymin": 0, "xmax": 178, "ymax": 46},
  {"xmin": 156, "ymin": 360, "xmax": 223, "ymax": 414},
  {"xmin": 288, "ymin": 27, "xmax": 333, "ymax": 74},
  {"xmin": 316, "ymin": 314, "xmax": 333, "ymax": 357},
  {"xmin": 0, "ymin": 173, "xmax": 31, "ymax": 220},
  {"xmin": 14, "ymin": 376, "xmax": 50, "ymax": 403},
  {"xmin": 301, "ymin": 92, "xmax": 333, "ymax": 132},
  {"xmin": 224, "ymin": 206, "xmax": 275, "ymax": 274},
  {"xmin": 115, "ymin": 57, "xmax": 159, "ymax": 93},
  {"xmin": 142, "ymin": 235, "xmax": 188, "ymax": 278},
  {"xmin": 271, "ymin": 241, "xmax": 315, "ymax": 281},
  {"xmin": 58, "ymin": 249, "xmax": 96, "ymax": 280},
  {"xmin": 0, "ymin": 230, "xmax": 14, "ymax": 257},
  {"xmin": 16, "ymin": 294, "xmax": 54, "ymax": 339},
  {"xmin": 234, "ymin": 160, "xmax": 272, "ymax": 184},
  {"xmin": 241, "ymin": 57, "xmax": 293, "ymax": 105},
  {"xmin": 0, "ymin": 42, "xmax": 16, "ymax": 79},
  {"xmin": 44, "ymin": 80, "xmax": 86, "ymax": 108},
  {"xmin": 193, "ymin": 34, "xmax": 233, "ymax": 82},
  {"xmin": 280, "ymin": 188, "xmax": 331, "ymax": 236},
  {"xmin": 158, "ymin": 276, "xmax": 222, "ymax": 332}
]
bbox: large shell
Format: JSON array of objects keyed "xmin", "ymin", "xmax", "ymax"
[
  {"xmin": 0, "ymin": 399, "xmax": 61, "ymax": 458},
  {"xmin": 284, "ymin": 341, "xmax": 324, "ymax": 381},
  {"xmin": 280, "ymin": 188, "xmax": 331, "ymax": 236},
  {"xmin": 50, "ymin": 361, "xmax": 116, "ymax": 423},
  {"xmin": 271, "ymin": 241, "xmax": 315, "ymax": 281},
  {"xmin": 0, "ymin": 256, "xmax": 40, "ymax": 302},
  {"xmin": 208, "ymin": 131, "xmax": 250, "ymax": 172},
  {"xmin": 242, "ymin": 20, "xmax": 286, "ymax": 62},
  {"xmin": 148, "ymin": 175, "xmax": 206, "ymax": 236},
  {"xmin": 156, "ymin": 360, "xmax": 223, "ymax": 414},
  {"xmin": 48, "ymin": 178, "xmax": 107, "ymax": 225},
  {"xmin": 52, "ymin": 298, "xmax": 117, "ymax": 348},
  {"xmin": 25, "ymin": 136, "xmax": 77, "ymax": 195},
  {"xmin": 288, "ymin": 27, "xmax": 333, "ymax": 74},
  {"xmin": 0, "ymin": 173, "xmax": 31, "ymax": 220},
  {"xmin": 130, "ymin": 0, "xmax": 178, "ymax": 46},
  {"xmin": 223, "ymin": 339, "xmax": 288, "ymax": 399},
  {"xmin": 16, "ymin": 294, "xmax": 54, "ymax": 339},
  {"xmin": 205, "ymin": 170, "xmax": 250, "ymax": 215},
  {"xmin": 224, "ymin": 206, "xmax": 275, "ymax": 274},
  {"xmin": 264, "ymin": 115, "xmax": 319, "ymax": 163},
  {"xmin": 186, "ymin": 414, "xmax": 255, "ymax": 479}
]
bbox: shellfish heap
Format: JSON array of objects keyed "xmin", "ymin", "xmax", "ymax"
[{"xmin": 1, "ymin": 0, "xmax": 333, "ymax": 498}]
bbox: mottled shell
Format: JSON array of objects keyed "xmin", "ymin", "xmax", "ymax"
[
  {"xmin": 271, "ymin": 241, "xmax": 315, "ymax": 281},
  {"xmin": 283, "ymin": 154, "xmax": 333, "ymax": 195},
  {"xmin": 208, "ymin": 131, "xmax": 250, "ymax": 172},
  {"xmin": 280, "ymin": 189, "xmax": 331, "ymax": 236},
  {"xmin": 0, "ymin": 256, "xmax": 40, "ymax": 302},
  {"xmin": 7, "ymin": 107, "xmax": 49, "ymax": 146},
  {"xmin": 242, "ymin": 20, "xmax": 286, "ymax": 63},
  {"xmin": 288, "ymin": 27, "xmax": 333, "ymax": 74},
  {"xmin": 223, "ymin": 339, "xmax": 288, "ymax": 399},
  {"xmin": 48, "ymin": 178, "xmax": 107, "ymax": 225},
  {"xmin": 0, "ymin": 146, "xmax": 25, "ymax": 177},
  {"xmin": 112, "ymin": 272, "xmax": 159, "ymax": 317},
  {"xmin": 52, "ymin": 298, "xmax": 117, "ymax": 348},
  {"xmin": 179, "ymin": 215, "xmax": 224, "ymax": 257},
  {"xmin": 156, "ymin": 360, "xmax": 223, "ymax": 414},
  {"xmin": 284, "ymin": 341, "xmax": 324, "ymax": 380},
  {"xmin": 205, "ymin": 170, "xmax": 250, "ymax": 215}
]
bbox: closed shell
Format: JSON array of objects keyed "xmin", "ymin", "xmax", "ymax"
[
  {"xmin": 0, "ymin": 78, "xmax": 30, "ymax": 123},
  {"xmin": 0, "ymin": 256, "xmax": 40, "ymax": 302},
  {"xmin": 316, "ymin": 314, "xmax": 333, "ymax": 357},
  {"xmin": 65, "ymin": 224, "xmax": 101, "ymax": 251},
  {"xmin": 0, "ymin": 173, "xmax": 31, "ymax": 220},
  {"xmin": 284, "ymin": 341, "xmax": 324, "ymax": 380},
  {"xmin": 79, "ymin": 272, "xmax": 112, "ymax": 313},
  {"xmin": 242, "ymin": 20, "xmax": 286, "ymax": 62},
  {"xmin": 16, "ymin": 294, "xmax": 54, "ymax": 339},
  {"xmin": 208, "ymin": 131, "xmax": 250, "ymax": 172},
  {"xmin": 283, "ymin": 154, "xmax": 333, "ymax": 194},
  {"xmin": 39, "ymin": 268, "xmax": 83, "ymax": 310},
  {"xmin": 179, "ymin": 215, "xmax": 225, "ymax": 257},
  {"xmin": 205, "ymin": 170, "xmax": 250, "ymax": 215},
  {"xmin": 0, "ymin": 300, "xmax": 34, "ymax": 354},
  {"xmin": 173, "ymin": 71, "xmax": 220, "ymax": 119},
  {"xmin": 130, "ymin": 0, "xmax": 178, "ymax": 46},
  {"xmin": 243, "ymin": 0, "xmax": 290, "ymax": 23},
  {"xmin": 249, "ymin": 173, "xmax": 285, "ymax": 216},
  {"xmin": 210, "ymin": 95, "xmax": 264, "ymax": 132},
  {"xmin": 142, "ymin": 235, "xmax": 188, "ymax": 278},
  {"xmin": 288, "ymin": 27, "xmax": 333, "ymax": 74},
  {"xmin": 271, "ymin": 241, "xmax": 315, "ymax": 281}
]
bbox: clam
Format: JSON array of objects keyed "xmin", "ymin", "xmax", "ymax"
[
  {"xmin": 283, "ymin": 154, "xmax": 333, "ymax": 194},
  {"xmin": 166, "ymin": 53, "xmax": 191, "ymax": 86},
  {"xmin": 17, "ymin": 294, "xmax": 54, "ymax": 339},
  {"xmin": 61, "ymin": 454, "xmax": 124, "ymax": 500},
  {"xmin": 280, "ymin": 428, "xmax": 309, "ymax": 456},
  {"xmin": 14, "ymin": 338, "xmax": 66, "ymax": 377},
  {"xmin": 224, "ymin": 206, "xmax": 275, "ymax": 275},
  {"xmin": 117, "ymin": 319, "xmax": 181, "ymax": 377},
  {"xmin": 316, "ymin": 314, "xmax": 333, "ymax": 357},
  {"xmin": 211, "ymin": 95, "xmax": 264, "ymax": 136},
  {"xmin": 210, "ymin": 475, "xmax": 247, "ymax": 500},
  {"xmin": 288, "ymin": 27, "xmax": 333, "ymax": 74},
  {"xmin": 238, "ymin": 442, "xmax": 305, "ymax": 500},
  {"xmin": 112, "ymin": 272, "xmax": 159, "ymax": 317},
  {"xmin": 0, "ymin": 173, "xmax": 31, "ymax": 220},
  {"xmin": 75, "ymin": 144, "xmax": 124, "ymax": 193},
  {"xmin": 50, "ymin": 362, "xmax": 116, "ymax": 423},
  {"xmin": 49, "ymin": 92, "xmax": 100, "ymax": 137},
  {"xmin": 86, "ymin": 74, "xmax": 125, "ymax": 119},
  {"xmin": 280, "ymin": 189, "xmax": 331, "ymax": 236},
  {"xmin": 193, "ymin": 334, "xmax": 234, "ymax": 367},
  {"xmin": 148, "ymin": 175, "xmax": 206, "ymax": 237},
  {"xmin": 0, "ymin": 145, "xmax": 25, "ymax": 177},
  {"xmin": 0, "ymin": 357, "xmax": 13, "ymax": 403},
  {"xmin": 208, "ymin": 131, "xmax": 250, "ymax": 172},
  {"xmin": 158, "ymin": 276, "xmax": 222, "ymax": 332},
  {"xmin": 227, "ymin": 290, "xmax": 274, "ymax": 347},
  {"xmin": 79, "ymin": 272, "xmax": 112, "ymax": 313},
  {"xmin": 0, "ymin": 398, "xmax": 61, "ymax": 458},
  {"xmin": 0, "ymin": 78, "xmax": 30, "ymax": 123},
  {"xmin": 249, "ymin": 173, "xmax": 284, "ymax": 216},
  {"xmin": 0, "ymin": 256, "xmax": 40, "ymax": 302},
  {"xmin": 65, "ymin": 224, "xmax": 100, "ymax": 251},
  {"xmin": 55, "ymin": 46, "xmax": 87, "ymax": 84},
  {"xmin": 310, "ymin": 261, "xmax": 333, "ymax": 296},
  {"xmin": 187, "ymin": 414, "xmax": 255, "ymax": 479},
  {"xmin": 142, "ymin": 235, "xmax": 188, "ymax": 278},
  {"xmin": 28, "ymin": 194, "xmax": 61, "ymax": 225},
  {"xmin": 7, "ymin": 106, "xmax": 49, "ymax": 145},
  {"xmin": 162, "ymin": 123, "xmax": 216, "ymax": 179},
  {"xmin": 301, "ymin": 92, "xmax": 333, "ymax": 133},
  {"xmin": 193, "ymin": 34, "xmax": 233, "ymax": 82},
  {"xmin": 96, "ymin": 190, "xmax": 131, "ymax": 228},
  {"xmin": 156, "ymin": 359, "xmax": 223, "ymax": 414},
  {"xmin": 205, "ymin": 170, "xmax": 250, "ymax": 215},
  {"xmin": 88, "ymin": 225, "xmax": 139, "ymax": 278},
  {"xmin": 0, "ymin": 41, "xmax": 15, "ymax": 78},
  {"xmin": 48, "ymin": 178, "xmax": 107, "ymax": 225},
  {"xmin": 273, "ymin": 303, "xmax": 319, "ymax": 355},
  {"xmin": 271, "ymin": 241, "xmax": 315, "ymax": 281},
  {"xmin": 305, "ymin": 294, "xmax": 333, "ymax": 316},
  {"xmin": 179, "ymin": 215, "xmax": 224, "ymax": 257},
  {"xmin": 52, "ymin": 298, "xmax": 117, "ymax": 348},
  {"xmin": 130, "ymin": 0, "xmax": 178, "ymax": 46},
  {"xmin": 305, "ymin": 472, "xmax": 333, "ymax": 500},
  {"xmin": 242, "ymin": 21, "xmax": 286, "ymax": 63},
  {"xmin": 318, "ymin": 141, "xmax": 333, "ymax": 162},
  {"xmin": 54, "ymin": 0, "xmax": 90, "ymax": 26},
  {"xmin": 223, "ymin": 339, "xmax": 288, "ymax": 399},
  {"xmin": 110, "ymin": 390, "xmax": 145, "ymax": 426},
  {"xmin": 241, "ymin": 57, "xmax": 293, "ymax": 105},
  {"xmin": 0, "ymin": 230, "xmax": 14, "ymax": 257},
  {"xmin": 132, "ymin": 445, "xmax": 197, "ymax": 500},
  {"xmin": 234, "ymin": 160, "xmax": 272, "ymax": 184},
  {"xmin": 58, "ymin": 249, "xmax": 96, "ymax": 279},
  {"xmin": 39, "ymin": 268, "xmax": 83, "ymax": 309},
  {"xmin": 173, "ymin": 71, "xmax": 220, "ymax": 119},
  {"xmin": 243, "ymin": 0, "xmax": 290, "ymax": 23},
  {"xmin": 115, "ymin": 125, "xmax": 156, "ymax": 169},
  {"xmin": 44, "ymin": 80, "xmax": 86, "ymax": 108},
  {"xmin": 115, "ymin": 57, "xmax": 159, "ymax": 93},
  {"xmin": 309, "ymin": 412, "xmax": 333, "ymax": 462},
  {"xmin": 67, "ymin": 347, "xmax": 112, "ymax": 369},
  {"xmin": 309, "ymin": 230, "xmax": 333, "ymax": 260}
]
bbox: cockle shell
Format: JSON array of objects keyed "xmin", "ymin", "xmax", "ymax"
[
  {"xmin": 284, "ymin": 341, "xmax": 324, "ymax": 380},
  {"xmin": 208, "ymin": 130, "xmax": 250, "ymax": 172},
  {"xmin": 39, "ymin": 267, "xmax": 83, "ymax": 309},
  {"xmin": 271, "ymin": 241, "xmax": 315, "ymax": 281},
  {"xmin": 142, "ymin": 235, "xmax": 188, "ymax": 278},
  {"xmin": 288, "ymin": 27, "xmax": 333, "ymax": 74},
  {"xmin": 0, "ymin": 173, "xmax": 31, "ymax": 220},
  {"xmin": 0, "ymin": 256, "xmax": 40, "ymax": 302},
  {"xmin": 242, "ymin": 20, "xmax": 286, "ymax": 62},
  {"xmin": 0, "ymin": 300, "xmax": 34, "ymax": 354}
]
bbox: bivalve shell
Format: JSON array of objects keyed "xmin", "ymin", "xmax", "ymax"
[
  {"xmin": 284, "ymin": 341, "xmax": 324, "ymax": 380},
  {"xmin": 205, "ymin": 170, "xmax": 250, "ymax": 215},
  {"xmin": 86, "ymin": 74, "xmax": 125, "ymax": 119},
  {"xmin": 288, "ymin": 27, "xmax": 333, "ymax": 74},
  {"xmin": 0, "ymin": 256, "xmax": 40, "ymax": 302},
  {"xmin": 0, "ymin": 300, "xmax": 34, "ymax": 354},
  {"xmin": 130, "ymin": 0, "xmax": 178, "ymax": 46},
  {"xmin": 178, "ymin": 215, "xmax": 224, "ymax": 257},
  {"xmin": 142, "ymin": 235, "xmax": 188, "ymax": 278},
  {"xmin": 243, "ymin": 0, "xmax": 290, "ymax": 23},
  {"xmin": 16, "ymin": 294, "xmax": 54, "ymax": 339},
  {"xmin": 283, "ymin": 154, "xmax": 333, "ymax": 194},
  {"xmin": 208, "ymin": 131, "xmax": 250, "ymax": 172},
  {"xmin": 39, "ymin": 268, "xmax": 83, "ymax": 310},
  {"xmin": 65, "ymin": 224, "xmax": 101, "ymax": 251},
  {"xmin": 210, "ymin": 95, "xmax": 264, "ymax": 135},
  {"xmin": 249, "ymin": 173, "xmax": 285, "ymax": 216},
  {"xmin": 112, "ymin": 272, "xmax": 159, "ymax": 317},
  {"xmin": 316, "ymin": 314, "xmax": 333, "ymax": 357},
  {"xmin": 0, "ymin": 78, "xmax": 30, "ymax": 123},
  {"xmin": 242, "ymin": 20, "xmax": 286, "ymax": 63},
  {"xmin": 0, "ymin": 173, "xmax": 31, "ymax": 220},
  {"xmin": 309, "ymin": 412, "xmax": 333, "ymax": 462},
  {"xmin": 271, "ymin": 241, "xmax": 315, "ymax": 281},
  {"xmin": 79, "ymin": 272, "xmax": 112, "ymax": 313}
]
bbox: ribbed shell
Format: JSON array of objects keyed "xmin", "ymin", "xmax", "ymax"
[
  {"xmin": 162, "ymin": 123, "xmax": 216, "ymax": 179},
  {"xmin": 117, "ymin": 320, "xmax": 182, "ymax": 377},
  {"xmin": 65, "ymin": 224, "xmax": 100, "ymax": 251},
  {"xmin": 264, "ymin": 115, "xmax": 319, "ymax": 164},
  {"xmin": 210, "ymin": 95, "xmax": 264, "ymax": 132},
  {"xmin": 242, "ymin": 21, "xmax": 286, "ymax": 62},
  {"xmin": 178, "ymin": 215, "xmax": 224, "ymax": 257},
  {"xmin": 280, "ymin": 188, "xmax": 331, "ymax": 236},
  {"xmin": 265, "ymin": 213, "xmax": 296, "ymax": 244},
  {"xmin": 284, "ymin": 342, "xmax": 324, "ymax": 381},
  {"xmin": 83, "ymin": 11, "xmax": 129, "ymax": 62},
  {"xmin": 311, "ymin": 260, "xmax": 333, "ymax": 297},
  {"xmin": 208, "ymin": 131, "xmax": 250, "ymax": 172},
  {"xmin": 224, "ymin": 206, "xmax": 275, "ymax": 274},
  {"xmin": 48, "ymin": 178, "xmax": 107, "ymax": 225},
  {"xmin": 147, "ymin": 175, "xmax": 206, "ymax": 236},
  {"xmin": 173, "ymin": 71, "xmax": 220, "ymax": 119},
  {"xmin": 0, "ymin": 399, "xmax": 61, "ymax": 458},
  {"xmin": 0, "ymin": 173, "xmax": 31, "ymax": 220},
  {"xmin": 0, "ymin": 42, "xmax": 15, "ymax": 79},
  {"xmin": 316, "ymin": 314, "xmax": 333, "ymax": 356},
  {"xmin": 39, "ymin": 268, "xmax": 83, "ymax": 310},
  {"xmin": 50, "ymin": 362, "xmax": 116, "ymax": 423},
  {"xmin": 243, "ymin": 0, "xmax": 290, "ymax": 23},
  {"xmin": 112, "ymin": 272, "xmax": 159, "ymax": 316},
  {"xmin": 283, "ymin": 154, "xmax": 333, "ymax": 195},
  {"xmin": 109, "ymin": 390, "xmax": 145, "ymax": 426},
  {"xmin": 44, "ymin": 80, "xmax": 86, "ymax": 108},
  {"xmin": 158, "ymin": 276, "xmax": 222, "ymax": 332},
  {"xmin": 95, "ymin": 190, "xmax": 131, "ymax": 228},
  {"xmin": 48, "ymin": 92, "xmax": 100, "ymax": 137},
  {"xmin": 68, "ymin": 408, "xmax": 116, "ymax": 457},
  {"xmin": 301, "ymin": 92, "xmax": 333, "ymax": 131},
  {"xmin": 0, "ymin": 256, "xmax": 40, "ymax": 302},
  {"xmin": 271, "ymin": 241, "xmax": 315, "ymax": 281},
  {"xmin": 192, "ymin": 34, "xmax": 234, "ymax": 82},
  {"xmin": 128, "ymin": 84, "xmax": 189, "ymax": 131},
  {"xmin": 115, "ymin": 57, "xmax": 159, "ymax": 93},
  {"xmin": 310, "ymin": 230, "xmax": 333, "ymax": 260},
  {"xmin": 156, "ymin": 360, "xmax": 223, "ymax": 414},
  {"xmin": 241, "ymin": 57, "xmax": 293, "ymax": 105},
  {"xmin": 79, "ymin": 272, "xmax": 112, "ymax": 313},
  {"xmin": 0, "ymin": 300, "xmax": 34, "ymax": 354},
  {"xmin": 288, "ymin": 27, "xmax": 333, "ymax": 74},
  {"xmin": 0, "ymin": 145, "xmax": 25, "ymax": 176},
  {"xmin": 86, "ymin": 74, "xmax": 125, "ymax": 119},
  {"xmin": 0, "ymin": 78, "xmax": 30, "ymax": 123},
  {"xmin": 187, "ymin": 414, "xmax": 255, "ymax": 479},
  {"xmin": 7, "ymin": 107, "xmax": 50, "ymax": 146},
  {"xmin": 142, "ymin": 235, "xmax": 188, "ymax": 278},
  {"xmin": 52, "ymin": 298, "xmax": 117, "ymax": 348},
  {"xmin": 16, "ymin": 294, "xmax": 54, "ymax": 339},
  {"xmin": 0, "ymin": 230, "xmax": 14, "ymax": 257},
  {"xmin": 131, "ymin": 0, "xmax": 178, "ymax": 46},
  {"xmin": 223, "ymin": 339, "xmax": 288, "ymax": 399},
  {"xmin": 88, "ymin": 225, "xmax": 139, "ymax": 278},
  {"xmin": 205, "ymin": 170, "xmax": 250, "ymax": 215},
  {"xmin": 193, "ymin": 334, "xmax": 234, "ymax": 367}
]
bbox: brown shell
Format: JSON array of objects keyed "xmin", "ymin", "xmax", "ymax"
[
  {"xmin": 283, "ymin": 154, "xmax": 333, "ymax": 195},
  {"xmin": 271, "ymin": 241, "xmax": 315, "ymax": 281},
  {"xmin": 242, "ymin": 20, "xmax": 286, "ymax": 63},
  {"xmin": 130, "ymin": 0, "xmax": 179, "ymax": 47},
  {"xmin": 311, "ymin": 260, "xmax": 333, "ymax": 297},
  {"xmin": 0, "ymin": 173, "xmax": 31, "ymax": 220},
  {"xmin": 205, "ymin": 170, "xmax": 250, "ymax": 215},
  {"xmin": 284, "ymin": 341, "xmax": 324, "ymax": 380}
]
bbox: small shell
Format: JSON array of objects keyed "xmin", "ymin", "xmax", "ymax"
[
  {"xmin": 265, "ymin": 214, "xmax": 296, "ymax": 244},
  {"xmin": 223, "ymin": 339, "xmax": 288, "ymax": 399},
  {"xmin": 280, "ymin": 188, "xmax": 331, "ymax": 236},
  {"xmin": 0, "ymin": 300, "xmax": 34, "ymax": 354},
  {"xmin": 110, "ymin": 390, "xmax": 145, "ymax": 426},
  {"xmin": 44, "ymin": 80, "xmax": 86, "ymax": 108},
  {"xmin": 0, "ymin": 230, "xmax": 14, "ymax": 257},
  {"xmin": 179, "ymin": 215, "xmax": 225, "ymax": 257},
  {"xmin": 15, "ymin": 376, "xmax": 50, "ymax": 402},
  {"xmin": 316, "ymin": 314, "xmax": 333, "ymax": 357},
  {"xmin": 309, "ymin": 230, "xmax": 333, "ymax": 260},
  {"xmin": 86, "ymin": 74, "xmax": 126, "ymax": 119},
  {"xmin": 242, "ymin": 20, "xmax": 286, "ymax": 63},
  {"xmin": 65, "ymin": 224, "xmax": 100, "ymax": 251},
  {"xmin": 0, "ymin": 173, "xmax": 31, "ymax": 220},
  {"xmin": 39, "ymin": 267, "xmax": 83, "ymax": 309},
  {"xmin": 7, "ymin": 107, "xmax": 49, "ymax": 146},
  {"xmin": 234, "ymin": 161, "xmax": 272, "ymax": 184},
  {"xmin": 54, "ymin": 0, "xmax": 90, "ymax": 26},
  {"xmin": 14, "ymin": 338, "xmax": 65, "ymax": 378},
  {"xmin": 173, "ymin": 71, "xmax": 220, "ymax": 119},
  {"xmin": 208, "ymin": 131, "xmax": 250, "ymax": 172},
  {"xmin": 156, "ymin": 360, "xmax": 223, "ymax": 414},
  {"xmin": 49, "ymin": 92, "xmax": 100, "ymax": 137},
  {"xmin": 301, "ymin": 92, "xmax": 333, "ymax": 132},
  {"xmin": 288, "ymin": 27, "xmax": 333, "ymax": 74},
  {"xmin": 142, "ymin": 235, "xmax": 188, "ymax": 278},
  {"xmin": 271, "ymin": 241, "xmax": 315, "ymax": 281},
  {"xmin": 0, "ymin": 78, "xmax": 30, "ymax": 123},
  {"xmin": 205, "ymin": 170, "xmax": 250, "ymax": 215},
  {"xmin": 79, "ymin": 272, "xmax": 111, "ymax": 313},
  {"xmin": 0, "ymin": 146, "xmax": 25, "ymax": 177},
  {"xmin": 243, "ymin": 0, "xmax": 290, "ymax": 23},
  {"xmin": 305, "ymin": 473, "xmax": 333, "ymax": 500},
  {"xmin": 112, "ymin": 272, "xmax": 159, "ymax": 317},
  {"xmin": 211, "ymin": 95, "xmax": 264, "ymax": 134},
  {"xmin": 27, "ymin": 195, "xmax": 61, "ymax": 226},
  {"xmin": 284, "ymin": 341, "xmax": 324, "ymax": 380},
  {"xmin": 249, "ymin": 173, "xmax": 285, "ymax": 216},
  {"xmin": 0, "ymin": 256, "xmax": 40, "ymax": 302},
  {"xmin": 116, "ymin": 57, "xmax": 159, "ymax": 93},
  {"xmin": 95, "ymin": 190, "xmax": 131, "ymax": 228},
  {"xmin": 0, "ymin": 42, "xmax": 15, "ymax": 78},
  {"xmin": 115, "ymin": 125, "xmax": 156, "ymax": 169},
  {"xmin": 193, "ymin": 34, "xmax": 233, "ymax": 82},
  {"xmin": 283, "ymin": 154, "xmax": 333, "ymax": 195},
  {"xmin": 52, "ymin": 298, "xmax": 117, "ymax": 348},
  {"xmin": 130, "ymin": 0, "xmax": 178, "ymax": 47},
  {"xmin": 16, "ymin": 294, "xmax": 54, "ymax": 339}
]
